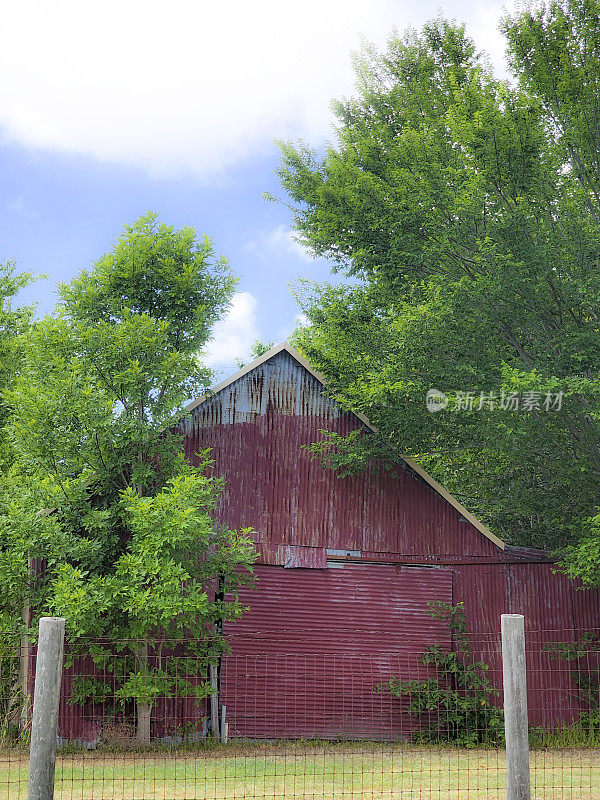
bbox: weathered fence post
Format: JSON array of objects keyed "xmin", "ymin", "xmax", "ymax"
[
  {"xmin": 501, "ymin": 614, "xmax": 531, "ymax": 800},
  {"xmin": 28, "ymin": 617, "xmax": 66, "ymax": 800},
  {"xmin": 220, "ymin": 704, "xmax": 228, "ymax": 744},
  {"xmin": 209, "ymin": 662, "xmax": 219, "ymax": 739}
]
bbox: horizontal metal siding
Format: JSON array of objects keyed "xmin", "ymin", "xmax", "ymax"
[{"xmin": 221, "ymin": 564, "xmax": 453, "ymax": 739}]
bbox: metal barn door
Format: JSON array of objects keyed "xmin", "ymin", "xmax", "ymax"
[{"xmin": 222, "ymin": 563, "xmax": 453, "ymax": 739}]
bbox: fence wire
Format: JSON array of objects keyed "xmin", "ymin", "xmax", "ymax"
[{"xmin": 0, "ymin": 627, "xmax": 597, "ymax": 798}]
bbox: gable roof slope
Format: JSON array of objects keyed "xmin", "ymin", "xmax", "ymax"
[{"xmin": 187, "ymin": 341, "xmax": 505, "ymax": 550}]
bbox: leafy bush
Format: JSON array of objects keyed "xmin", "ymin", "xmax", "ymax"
[
  {"xmin": 378, "ymin": 602, "xmax": 504, "ymax": 747},
  {"xmin": 0, "ymin": 631, "xmax": 23, "ymax": 742},
  {"xmin": 544, "ymin": 631, "xmax": 600, "ymax": 738}
]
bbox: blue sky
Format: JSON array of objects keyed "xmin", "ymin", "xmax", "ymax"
[{"xmin": 0, "ymin": 0, "xmax": 512, "ymax": 380}]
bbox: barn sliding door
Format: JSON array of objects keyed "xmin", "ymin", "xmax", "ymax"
[{"xmin": 222, "ymin": 563, "xmax": 453, "ymax": 739}]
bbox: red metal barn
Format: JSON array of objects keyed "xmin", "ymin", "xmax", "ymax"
[{"xmin": 181, "ymin": 342, "xmax": 600, "ymax": 739}]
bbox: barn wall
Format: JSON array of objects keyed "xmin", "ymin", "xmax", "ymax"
[
  {"xmin": 221, "ymin": 563, "xmax": 454, "ymax": 739},
  {"xmin": 182, "ymin": 349, "xmax": 600, "ymax": 735},
  {"xmin": 218, "ymin": 562, "xmax": 600, "ymax": 735},
  {"xmin": 53, "ymin": 349, "xmax": 600, "ymax": 741},
  {"xmin": 183, "ymin": 350, "xmax": 499, "ymax": 559},
  {"xmin": 454, "ymin": 562, "xmax": 600, "ymax": 727},
  {"xmin": 55, "ymin": 648, "xmax": 208, "ymax": 745}
]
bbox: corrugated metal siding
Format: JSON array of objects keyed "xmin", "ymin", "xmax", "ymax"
[
  {"xmin": 50, "ymin": 349, "xmax": 600, "ymax": 740},
  {"xmin": 251, "ymin": 544, "xmax": 327, "ymax": 568},
  {"xmin": 506, "ymin": 564, "xmax": 579, "ymax": 727},
  {"xmin": 453, "ymin": 563, "xmax": 600, "ymax": 728},
  {"xmin": 184, "ymin": 351, "xmax": 499, "ymax": 559},
  {"xmin": 453, "ymin": 564, "xmax": 509, "ymax": 633},
  {"xmin": 221, "ymin": 564, "xmax": 453, "ymax": 739},
  {"xmin": 183, "ymin": 349, "xmax": 600, "ymax": 735},
  {"xmin": 572, "ymin": 579, "xmax": 600, "ymax": 634},
  {"xmin": 56, "ymin": 649, "xmax": 208, "ymax": 745}
]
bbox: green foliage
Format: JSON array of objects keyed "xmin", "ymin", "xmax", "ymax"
[
  {"xmin": 50, "ymin": 466, "xmax": 256, "ymax": 644},
  {"xmin": 69, "ymin": 649, "xmax": 212, "ymax": 708},
  {"xmin": 278, "ymin": 8, "xmax": 600, "ymax": 566},
  {"xmin": 69, "ymin": 675, "xmax": 114, "ymax": 706},
  {"xmin": 1, "ymin": 214, "xmax": 255, "ymax": 740},
  {"xmin": 250, "ymin": 339, "xmax": 274, "ymax": 359},
  {"xmin": 235, "ymin": 339, "xmax": 275, "ymax": 369},
  {"xmin": 0, "ymin": 261, "xmax": 33, "ymax": 471},
  {"xmin": 378, "ymin": 603, "xmax": 504, "ymax": 747},
  {"xmin": 559, "ymin": 514, "xmax": 600, "ymax": 584},
  {"xmin": 0, "ymin": 261, "xmax": 35, "ymax": 734},
  {"xmin": 529, "ymin": 722, "xmax": 600, "ymax": 748},
  {"xmin": 544, "ymin": 631, "xmax": 600, "ymax": 736},
  {"xmin": 0, "ymin": 637, "xmax": 23, "ymax": 740}
]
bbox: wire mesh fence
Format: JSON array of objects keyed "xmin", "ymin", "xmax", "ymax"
[{"xmin": 0, "ymin": 626, "xmax": 598, "ymax": 798}]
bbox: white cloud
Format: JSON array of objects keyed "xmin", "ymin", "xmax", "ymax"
[
  {"xmin": 0, "ymin": 0, "xmax": 510, "ymax": 178},
  {"xmin": 204, "ymin": 291, "xmax": 260, "ymax": 368},
  {"xmin": 275, "ymin": 312, "xmax": 310, "ymax": 344},
  {"xmin": 246, "ymin": 225, "xmax": 314, "ymax": 262},
  {"xmin": 6, "ymin": 196, "xmax": 38, "ymax": 218}
]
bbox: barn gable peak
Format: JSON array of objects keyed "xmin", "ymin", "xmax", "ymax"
[
  {"xmin": 186, "ymin": 341, "xmax": 505, "ymax": 551},
  {"xmin": 186, "ymin": 342, "xmax": 330, "ymax": 416}
]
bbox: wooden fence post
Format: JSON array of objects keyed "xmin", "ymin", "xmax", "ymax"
[
  {"xmin": 27, "ymin": 617, "xmax": 65, "ymax": 800},
  {"xmin": 501, "ymin": 614, "xmax": 531, "ymax": 800},
  {"xmin": 209, "ymin": 662, "xmax": 219, "ymax": 739}
]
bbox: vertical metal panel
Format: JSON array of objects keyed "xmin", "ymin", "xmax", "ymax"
[
  {"xmin": 221, "ymin": 564, "xmax": 453, "ymax": 739},
  {"xmin": 184, "ymin": 350, "xmax": 499, "ymax": 559},
  {"xmin": 452, "ymin": 564, "xmax": 507, "ymax": 721},
  {"xmin": 453, "ymin": 564, "xmax": 509, "ymax": 632},
  {"xmin": 453, "ymin": 563, "xmax": 589, "ymax": 728},
  {"xmin": 506, "ymin": 564, "xmax": 578, "ymax": 727},
  {"xmin": 572, "ymin": 580, "xmax": 600, "ymax": 634}
]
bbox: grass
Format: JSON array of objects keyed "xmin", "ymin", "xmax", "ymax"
[{"xmin": 0, "ymin": 742, "xmax": 598, "ymax": 799}]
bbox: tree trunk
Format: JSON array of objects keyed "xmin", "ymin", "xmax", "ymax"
[
  {"xmin": 135, "ymin": 640, "xmax": 151, "ymax": 744},
  {"xmin": 17, "ymin": 560, "xmax": 32, "ymax": 731},
  {"xmin": 136, "ymin": 701, "xmax": 152, "ymax": 745}
]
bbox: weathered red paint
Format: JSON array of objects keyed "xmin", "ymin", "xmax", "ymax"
[
  {"xmin": 53, "ymin": 347, "xmax": 600, "ymax": 741},
  {"xmin": 453, "ymin": 561, "xmax": 600, "ymax": 727},
  {"xmin": 184, "ymin": 348, "xmax": 600, "ymax": 736},
  {"xmin": 221, "ymin": 564, "xmax": 453, "ymax": 738},
  {"xmin": 184, "ymin": 351, "xmax": 500, "ymax": 558},
  {"xmin": 55, "ymin": 647, "xmax": 208, "ymax": 744}
]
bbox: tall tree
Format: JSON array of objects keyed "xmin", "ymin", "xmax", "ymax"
[
  {"xmin": 4, "ymin": 214, "xmax": 256, "ymax": 741},
  {"xmin": 0, "ymin": 261, "xmax": 33, "ymax": 729},
  {"xmin": 275, "ymin": 9, "xmax": 600, "ymax": 572},
  {"xmin": 0, "ymin": 261, "xmax": 32, "ymax": 472},
  {"xmin": 502, "ymin": 0, "xmax": 600, "ymax": 583}
]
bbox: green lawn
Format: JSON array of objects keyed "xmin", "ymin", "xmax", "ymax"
[{"xmin": 0, "ymin": 743, "xmax": 598, "ymax": 799}]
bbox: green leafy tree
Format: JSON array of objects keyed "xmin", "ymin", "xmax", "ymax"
[
  {"xmin": 54, "ymin": 464, "xmax": 255, "ymax": 743},
  {"xmin": 4, "ymin": 214, "xmax": 256, "ymax": 742},
  {"xmin": 235, "ymin": 340, "xmax": 275, "ymax": 369},
  {"xmin": 0, "ymin": 261, "xmax": 33, "ymax": 472},
  {"xmin": 274, "ymin": 8, "xmax": 600, "ymax": 569},
  {"xmin": 0, "ymin": 261, "xmax": 34, "ymax": 731}
]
